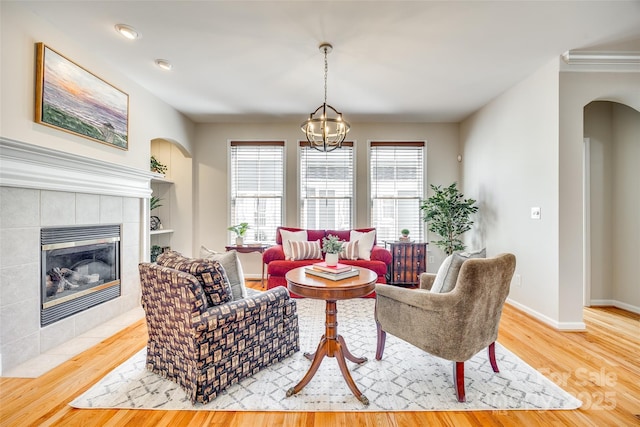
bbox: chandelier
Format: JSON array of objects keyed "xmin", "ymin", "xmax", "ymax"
[{"xmin": 301, "ymin": 43, "xmax": 351, "ymax": 152}]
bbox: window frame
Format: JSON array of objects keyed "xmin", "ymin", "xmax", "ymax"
[
  {"xmin": 368, "ymin": 140, "xmax": 427, "ymax": 243},
  {"xmin": 298, "ymin": 141, "xmax": 355, "ymax": 230},
  {"xmin": 228, "ymin": 140, "xmax": 285, "ymax": 244}
]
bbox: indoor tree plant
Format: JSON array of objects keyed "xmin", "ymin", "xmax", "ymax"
[
  {"xmin": 420, "ymin": 182, "xmax": 478, "ymax": 256},
  {"xmin": 227, "ymin": 222, "xmax": 249, "ymax": 245},
  {"xmin": 321, "ymin": 234, "xmax": 343, "ymax": 266}
]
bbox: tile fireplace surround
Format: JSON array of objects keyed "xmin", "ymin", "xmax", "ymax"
[{"xmin": 0, "ymin": 138, "xmax": 154, "ymax": 375}]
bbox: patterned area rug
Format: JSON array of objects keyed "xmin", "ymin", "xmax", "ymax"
[{"xmin": 71, "ymin": 298, "xmax": 581, "ymax": 411}]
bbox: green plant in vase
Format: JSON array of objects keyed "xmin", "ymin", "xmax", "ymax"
[
  {"xmin": 322, "ymin": 234, "xmax": 343, "ymax": 266},
  {"xmin": 228, "ymin": 222, "xmax": 249, "ymax": 245},
  {"xmin": 150, "ymin": 245, "xmax": 162, "ymax": 262},
  {"xmin": 150, "ymin": 196, "xmax": 163, "ymax": 231},
  {"xmin": 420, "ymin": 182, "xmax": 478, "ymax": 256},
  {"xmin": 150, "ymin": 156, "xmax": 167, "ymax": 175}
]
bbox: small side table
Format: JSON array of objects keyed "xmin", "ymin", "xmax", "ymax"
[
  {"xmin": 385, "ymin": 241, "xmax": 428, "ymax": 286},
  {"xmin": 225, "ymin": 244, "xmax": 271, "ymax": 289}
]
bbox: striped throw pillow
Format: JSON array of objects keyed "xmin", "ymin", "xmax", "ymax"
[
  {"xmin": 339, "ymin": 240, "xmax": 359, "ymax": 260},
  {"xmin": 288, "ymin": 240, "xmax": 322, "ymax": 261}
]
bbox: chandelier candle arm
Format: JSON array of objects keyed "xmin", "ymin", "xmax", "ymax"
[{"xmin": 301, "ymin": 43, "xmax": 351, "ymax": 152}]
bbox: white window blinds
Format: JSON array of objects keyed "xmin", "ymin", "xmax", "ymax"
[
  {"xmin": 230, "ymin": 141, "xmax": 284, "ymax": 243},
  {"xmin": 299, "ymin": 141, "xmax": 354, "ymax": 230},
  {"xmin": 370, "ymin": 142, "xmax": 425, "ymax": 243}
]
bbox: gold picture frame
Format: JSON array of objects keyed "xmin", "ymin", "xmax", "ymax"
[{"xmin": 35, "ymin": 42, "xmax": 129, "ymax": 150}]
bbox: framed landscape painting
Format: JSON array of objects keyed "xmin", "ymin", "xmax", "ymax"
[{"xmin": 35, "ymin": 43, "xmax": 129, "ymax": 150}]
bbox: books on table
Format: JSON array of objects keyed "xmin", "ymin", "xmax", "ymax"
[
  {"xmin": 305, "ymin": 266, "xmax": 360, "ymax": 281},
  {"xmin": 311, "ymin": 262, "xmax": 352, "ymax": 273}
]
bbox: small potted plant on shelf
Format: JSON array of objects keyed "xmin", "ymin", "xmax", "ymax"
[
  {"xmin": 150, "ymin": 245, "xmax": 162, "ymax": 262},
  {"xmin": 150, "ymin": 196, "xmax": 163, "ymax": 231},
  {"xmin": 228, "ymin": 222, "xmax": 249, "ymax": 245},
  {"xmin": 321, "ymin": 234, "xmax": 343, "ymax": 266},
  {"xmin": 400, "ymin": 229, "xmax": 410, "ymax": 242},
  {"xmin": 150, "ymin": 156, "xmax": 167, "ymax": 175}
]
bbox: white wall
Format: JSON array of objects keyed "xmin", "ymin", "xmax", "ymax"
[
  {"xmin": 0, "ymin": 2, "xmax": 195, "ymax": 172},
  {"xmin": 193, "ymin": 122, "xmax": 459, "ymax": 276},
  {"xmin": 1, "ymin": 2, "xmax": 196, "ymax": 262},
  {"xmin": 460, "ymin": 58, "xmax": 561, "ymax": 324},
  {"xmin": 461, "ymin": 62, "xmax": 640, "ymax": 328}
]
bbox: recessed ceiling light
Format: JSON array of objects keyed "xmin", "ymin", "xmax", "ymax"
[
  {"xmin": 155, "ymin": 59, "xmax": 173, "ymax": 71},
  {"xmin": 114, "ymin": 24, "xmax": 140, "ymax": 40}
]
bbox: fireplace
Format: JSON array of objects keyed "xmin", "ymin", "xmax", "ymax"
[{"xmin": 41, "ymin": 224, "xmax": 121, "ymax": 326}]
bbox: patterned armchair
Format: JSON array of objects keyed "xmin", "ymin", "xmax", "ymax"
[{"xmin": 138, "ymin": 253, "xmax": 299, "ymax": 404}]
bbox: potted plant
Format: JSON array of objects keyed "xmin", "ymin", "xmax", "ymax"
[
  {"xmin": 322, "ymin": 234, "xmax": 343, "ymax": 266},
  {"xmin": 420, "ymin": 182, "xmax": 478, "ymax": 256},
  {"xmin": 150, "ymin": 196, "xmax": 163, "ymax": 231},
  {"xmin": 150, "ymin": 156, "xmax": 167, "ymax": 175},
  {"xmin": 150, "ymin": 245, "xmax": 162, "ymax": 262},
  {"xmin": 400, "ymin": 229, "xmax": 410, "ymax": 242},
  {"xmin": 228, "ymin": 222, "xmax": 249, "ymax": 245}
]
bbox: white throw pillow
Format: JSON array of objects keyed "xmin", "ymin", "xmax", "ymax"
[
  {"xmin": 430, "ymin": 255, "xmax": 454, "ymax": 293},
  {"xmin": 199, "ymin": 246, "xmax": 247, "ymax": 300},
  {"xmin": 430, "ymin": 249, "xmax": 487, "ymax": 294},
  {"xmin": 349, "ymin": 229, "xmax": 376, "ymax": 260},
  {"xmin": 280, "ymin": 229, "xmax": 308, "ymax": 260}
]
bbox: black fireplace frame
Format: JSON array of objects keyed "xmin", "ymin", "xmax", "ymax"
[{"xmin": 40, "ymin": 224, "xmax": 121, "ymax": 326}]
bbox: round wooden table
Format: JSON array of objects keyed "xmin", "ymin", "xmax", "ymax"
[{"xmin": 285, "ymin": 266, "xmax": 377, "ymax": 406}]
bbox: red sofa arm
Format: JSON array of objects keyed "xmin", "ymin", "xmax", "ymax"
[
  {"xmin": 371, "ymin": 245, "xmax": 392, "ymax": 265},
  {"xmin": 263, "ymin": 245, "xmax": 285, "ymax": 264}
]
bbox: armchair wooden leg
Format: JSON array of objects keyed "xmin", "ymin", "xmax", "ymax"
[
  {"xmin": 453, "ymin": 362, "xmax": 466, "ymax": 402},
  {"xmin": 488, "ymin": 342, "xmax": 499, "ymax": 372},
  {"xmin": 375, "ymin": 321, "xmax": 386, "ymax": 360}
]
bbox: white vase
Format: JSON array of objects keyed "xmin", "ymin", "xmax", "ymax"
[
  {"xmin": 235, "ymin": 236, "xmax": 244, "ymax": 245},
  {"xmin": 325, "ymin": 252, "xmax": 339, "ymax": 266}
]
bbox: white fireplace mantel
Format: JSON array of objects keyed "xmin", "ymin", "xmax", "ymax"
[{"xmin": 0, "ymin": 137, "xmax": 154, "ymax": 198}]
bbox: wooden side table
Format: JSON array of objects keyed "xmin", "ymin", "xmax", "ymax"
[
  {"xmin": 225, "ymin": 243, "xmax": 271, "ymax": 289},
  {"xmin": 386, "ymin": 241, "xmax": 428, "ymax": 286},
  {"xmin": 285, "ymin": 266, "xmax": 377, "ymax": 405}
]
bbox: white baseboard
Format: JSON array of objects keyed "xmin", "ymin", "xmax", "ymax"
[
  {"xmin": 506, "ymin": 298, "xmax": 586, "ymax": 331},
  {"xmin": 244, "ymin": 273, "xmax": 262, "ymax": 280},
  {"xmin": 589, "ymin": 299, "xmax": 640, "ymax": 314}
]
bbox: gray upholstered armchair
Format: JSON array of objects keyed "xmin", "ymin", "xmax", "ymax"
[
  {"xmin": 139, "ymin": 251, "xmax": 299, "ymax": 404},
  {"xmin": 374, "ymin": 253, "xmax": 516, "ymax": 402}
]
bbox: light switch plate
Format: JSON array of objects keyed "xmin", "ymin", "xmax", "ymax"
[{"xmin": 531, "ymin": 207, "xmax": 541, "ymax": 220}]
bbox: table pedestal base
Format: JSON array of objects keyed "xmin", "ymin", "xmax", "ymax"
[{"xmin": 286, "ymin": 300, "xmax": 369, "ymax": 405}]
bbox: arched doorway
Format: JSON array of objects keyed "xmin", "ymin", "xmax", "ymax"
[{"xmin": 583, "ymin": 101, "xmax": 639, "ymax": 312}]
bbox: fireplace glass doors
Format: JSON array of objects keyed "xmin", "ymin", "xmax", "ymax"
[{"xmin": 41, "ymin": 224, "xmax": 121, "ymax": 326}]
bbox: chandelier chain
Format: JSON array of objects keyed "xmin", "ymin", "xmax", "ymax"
[{"xmin": 323, "ymin": 46, "xmax": 328, "ymax": 105}]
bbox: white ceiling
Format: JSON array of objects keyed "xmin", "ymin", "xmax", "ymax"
[{"xmin": 17, "ymin": 1, "xmax": 640, "ymax": 123}]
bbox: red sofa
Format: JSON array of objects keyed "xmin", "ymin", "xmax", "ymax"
[{"xmin": 263, "ymin": 227, "xmax": 392, "ymax": 297}]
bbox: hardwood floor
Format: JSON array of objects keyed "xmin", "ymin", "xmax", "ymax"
[{"xmin": 1, "ymin": 280, "xmax": 638, "ymax": 427}]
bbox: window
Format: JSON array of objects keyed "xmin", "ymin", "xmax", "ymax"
[
  {"xmin": 229, "ymin": 141, "xmax": 284, "ymax": 243},
  {"xmin": 370, "ymin": 142, "xmax": 425, "ymax": 243},
  {"xmin": 299, "ymin": 141, "xmax": 354, "ymax": 230}
]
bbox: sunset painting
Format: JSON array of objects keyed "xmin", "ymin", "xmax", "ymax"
[{"xmin": 35, "ymin": 43, "xmax": 129, "ymax": 150}]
